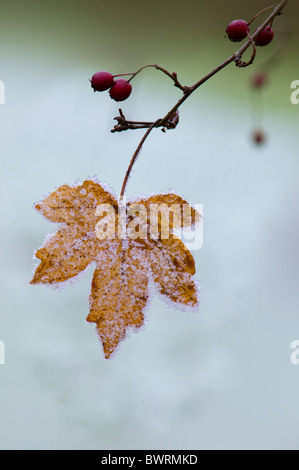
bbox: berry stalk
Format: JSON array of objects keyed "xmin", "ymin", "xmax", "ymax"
[
  {"xmin": 90, "ymin": 1, "xmax": 288, "ymax": 196},
  {"xmin": 158, "ymin": 0, "xmax": 288, "ymax": 129},
  {"xmin": 247, "ymin": 5, "xmax": 276, "ymax": 26},
  {"xmin": 116, "ymin": 0, "xmax": 288, "ymax": 195},
  {"xmin": 111, "ymin": 0, "xmax": 288, "ymax": 135}
]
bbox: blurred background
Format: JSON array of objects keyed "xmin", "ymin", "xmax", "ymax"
[{"xmin": 0, "ymin": 0, "xmax": 299, "ymax": 450}]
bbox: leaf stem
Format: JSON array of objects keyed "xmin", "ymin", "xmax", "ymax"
[
  {"xmin": 120, "ymin": 120, "xmax": 161, "ymax": 198},
  {"xmin": 247, "ymin": 5, "xmax": 276, "ymax": 26}
]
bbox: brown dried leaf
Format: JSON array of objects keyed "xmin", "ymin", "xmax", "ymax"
[
  {"xmin": 134, "ymin": 192, "xmax": 200, "ymax": 227},
  {"xmin": 31, "ymin": 224, "xmax": 100, "ymax": 284},
  {"xmin": 31, "ymin": 180, "xmax": 200, "ymax": 358},
  {"xmin": 131, "ymin": 193, "xmax": 201, "ymax": 240},
  {"xmin": 146, "ymin": 238, "xmax": 198, "ymax": 306},
  {"xmin": 86, "ymin": 240, "xmax": 148, "ymax": 359},
  {"xmin": 36, "ymin": 180, "xmax": 117, "ymax": 224}
]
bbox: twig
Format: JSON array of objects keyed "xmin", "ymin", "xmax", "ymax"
[
  {"xmin": 160, "ymin": 0, "xmax": 288, "ymax": 127},
  {"xmin": 117, "ymin": 0, "xmax": 288, "ymax": 194},
  {"xmin": 112, "ymin": 0, "xmax": 288, "ymax": 133}
]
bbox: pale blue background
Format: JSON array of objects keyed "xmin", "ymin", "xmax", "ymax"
[{"xmin": 0, "ymin": 0, "xmax": 298, "ymax": 450}]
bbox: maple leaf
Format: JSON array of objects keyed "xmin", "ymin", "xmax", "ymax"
[{"xmin": 31, "ymin": 179, "xmax": 201, "ymax": 359}]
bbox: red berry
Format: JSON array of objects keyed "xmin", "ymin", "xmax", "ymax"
[
  {"xmin": 252, "ymin": 130, "xmax": 266, "ymax": 145},
  {"xmin": 109, "ymin": 79, "xmax": 132, "ymax": 102},
  {"xmin": 251, "ymin": 72, "xmax": 268, "ymax": 89},
  {"xmin": 255, "ymin": 27, "xmax": 274, "ymax": 47},
  {"xmin": 90, "ymin": 71, "xmax": 114, "ymax": 92},
  {"xmin": 226, "ymin": 19, "xmax": 250, "ymax": 42}
]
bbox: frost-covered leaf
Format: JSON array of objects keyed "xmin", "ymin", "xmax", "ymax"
[
  {"xmin": 31, "ymin": 224, "xmax": 104, "ymax": 284},
  {"xmin": 146, "ymin": 238, "xmax": 198, "ymax": 306},
  {"xmin": 86, "ymin": 240, "xmax": 149, "ymax": 359},
  {"xmin": 31, "ymin": 180, "xmax": 201, "ymax": 358},
  {"xmin": 133, "ymin": 192, "xmax": 200, "ymax": 237},
  {"xmin": 36, "ymin": 180, "xmax": 117, "ymax": 224}
]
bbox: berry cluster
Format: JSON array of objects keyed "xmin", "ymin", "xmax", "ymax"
[
  {"xmin": 90, "ymin": 71, "xmax": 132, "ymax": 102},
  {"xmin": 226, "ymin": 19, "xmax": 274, "ymax": 47}
]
